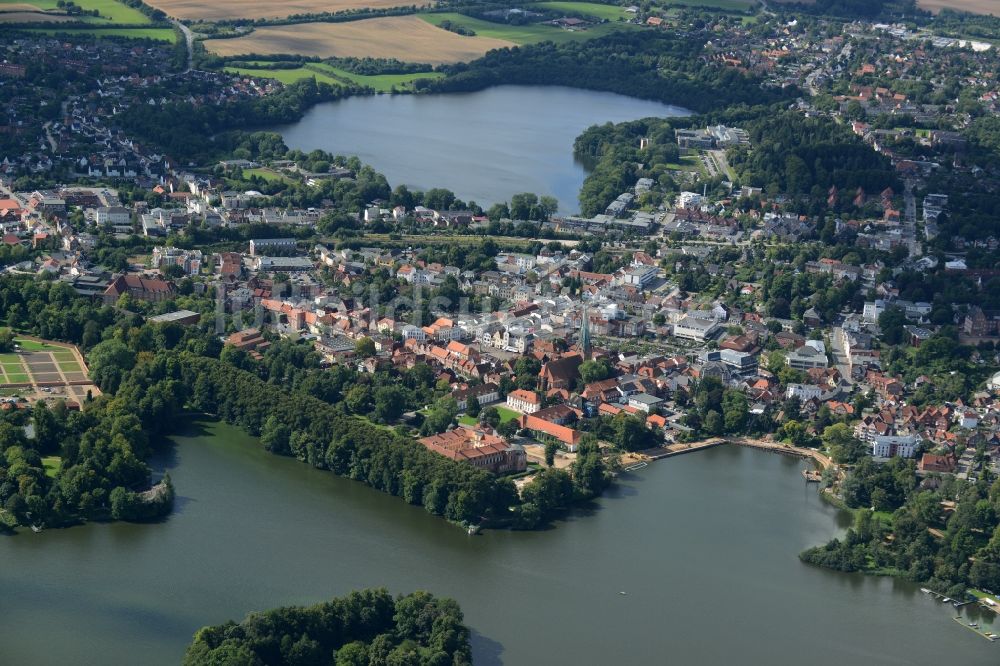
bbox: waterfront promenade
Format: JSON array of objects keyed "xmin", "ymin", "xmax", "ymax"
[{"xmin": 640, "ymin": 437, "xmax": 835, "ymax": 471}]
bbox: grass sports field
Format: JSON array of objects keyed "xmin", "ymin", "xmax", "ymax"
[
  {"xmin": 225, "ymin": 63, "xmax": 444, "ymax": 92},
  {"xmin": 421, "ymin": 11, "xmax": 636, "ymax": 45},
  {"xmin": 0, "ymin": 0, "xmax": 150, "ymax": 23},
  {"xmin": 205, "ymin": 15, "xmax": 515, "ymax": 64},
  {"xmin": 144, "ymin": 0, "xmax": 423, "ymax": 21}
]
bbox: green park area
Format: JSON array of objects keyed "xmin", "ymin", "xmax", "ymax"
[
  {"xmin": 459, "ymin": 405, "xmax": 521, "ymax": 426},
  {"xmin": 14, "ymin": 338, "xmax": 49, "ymax": 351}
]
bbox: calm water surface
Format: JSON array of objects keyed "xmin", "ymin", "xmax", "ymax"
[
  {"xmin": 273, "ymin": 85, "xmax": 691, "ymax": 214},
  {"xmin": 0, "ymin": 420, "xmax": 995, "ymax": 665}
]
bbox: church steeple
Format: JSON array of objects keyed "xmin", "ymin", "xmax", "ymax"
[{"xmin": 580, "ymin": 306, "xmax": 591, "ymax": 361}]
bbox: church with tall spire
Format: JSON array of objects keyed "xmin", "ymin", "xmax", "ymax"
[{"xmin": 579, "ymin": 306, "xmax": 591, "ymax": 361}]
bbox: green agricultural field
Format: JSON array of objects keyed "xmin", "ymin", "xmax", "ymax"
[
  {"xmin": 0, "ymin": 0, "xmax": 151, "ymax": 24},
  {"xmin": 420, "ymin": 12, "xmax": 636, "ymax": 45},
  {"xmin": 532, "ymin": 1, "xmax": 632, "ymax": 20},
  {"xmin": 5, "ymin": 374, "xmax": 30, "ymax": 383},
  {"xmin": 662, "ymin": 0, "xmax": 754, "ymax": 10},
  {"xmin": 305, "ymin": 63, "xmax": 444, "ymax": 92},
  {"xmin": 26, "ymin": 27, "xmax": 176, "ymax": 41},
  {"xmin": 0, "ymin": 353, "xmax": 19, "ymax": 364},
  {"xmin": 224, "ymin": 66, "xmax": 344, "ymax": 87},
  {"xmin": 56, "ymin": 360, "xmax": 82, "ymax": 372},
  {"xmin": 226, "ymin": 63, "xmax": 443, "ymax": 93}
]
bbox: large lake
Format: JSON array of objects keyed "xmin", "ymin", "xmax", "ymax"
[
  {"xmin": 0, "ymin": 420, "xmax": 995, "ymax": 665},
  {"xmin": 272, "ymin": 85, "xmax": 691, "ymax": 214}
]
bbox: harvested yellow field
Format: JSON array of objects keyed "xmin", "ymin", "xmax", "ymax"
[
  {"xmin": 918, "ymin": 0, "xmax": 998, "ymax": 14},
  {"xmin": 146, "ymin": 0, "xmax": 429, "ymax": 21},
  {"xmin": 204, "ymin": 16, "xmax": 515, "ymax": 65}
]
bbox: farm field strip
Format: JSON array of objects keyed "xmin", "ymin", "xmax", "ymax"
[
  {"xmin": 531, "ymin": 2, "xmax": 633, "ymax": 20},
  {"xmin": 420, "ymin": 12, "xmax": 636, "ymax": 45},
  {"xmin": 917, "ymin": 0, "xmax": 998, "ymax": 14},
  {"xmin": 0, "ymin": 0, "xmax": 151, "ymax": 24},
  {"xmin": 205, "ymin": 15, "xmax": 515, "ymax": 64},
  {"xmin": 144, "ymin": 0, "xmax": 423, "ymax": 21},
  {"xmin": 23, "ymin": 27, "xmax": 177, "ymax": 41}
]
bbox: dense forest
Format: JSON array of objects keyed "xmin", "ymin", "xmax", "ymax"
[
  {"xmin": 729, "ymin": 110, "xmax": 898, "ymax": 197},
  {"xmin": 427, "ymin": 31, "xmax": 795, "ymax": 114},
  {"xmin": 117, "ymin": 78, "xmax": 353, "ymax": 162},
  {"xmin": 801, "ymin": 459, "xmax": 1000, "ymax": 597},
  {"xmin": 572, "ymin": 105, "xmax": 898, "ymax": 216},
  {"xmin": 183, "ymin": 589, "xmax": 471, "ymax": 666}
]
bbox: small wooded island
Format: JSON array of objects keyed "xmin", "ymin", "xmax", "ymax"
[{"xmin": 183, "ymin": 589, "xmax": 471, "ymax": 666}]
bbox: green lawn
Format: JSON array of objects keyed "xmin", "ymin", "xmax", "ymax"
[
  {"xmin": 42, "ymin": 455, "xmax": 61, "ymax": 479},
  {"xmin": 420, "ymin": 12, "xmax": 637, "ymax": 45},
  {"xmin": 0, "ymin": 0, "xmax": 151, "ymax": 24},
  {"xmin": 56, "ymin": 361, "xmax": 82, "ymax": 372},
  {"xmin": 460, "ymin": 405, "xmax": 521, "ymax": 426},
  {"xmin": 14, "ymin": 338, "xmax": 48, "ymax": 351},
  {"xmin": 495, "ymin": 405, "xmax": 521, "ymax": 423},
  {"xmin": 245, "ymin": 167, "xmax": 293, "ymax": 183},
  {"xmin": 4, "ymin": 374, "xmax": 30, "ymax": 383},
  {"xmin": 26, "ymin": 27, "xmax": 176, "ymax": 41},
  {"xmin": 531, "ymin": 2, "xmax": 632, "ymax": 20}
]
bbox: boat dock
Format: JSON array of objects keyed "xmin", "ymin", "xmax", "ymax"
[
  {"xmin": 951, "ymin": 616, "xmax": 998, "ymax": 642},
  {"xmin": 645, "ymin": 438, "xmax": 727, "ymax": 460}
]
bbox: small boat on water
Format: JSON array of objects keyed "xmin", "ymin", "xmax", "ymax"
[
  {"xmin": 619, "ymin": 591, "xmax": 627, "ymax": 596},
  {"xmin": 943, "ymin": 597, "xmax": 952, "ymax": 603},
  {"xmin": 969, "ymin": 622, "xmax": 979, "ymax": 628},
  {"xmin": 920, "ymin": 588, "xmax": 931, "ymax": 594},
  {"xmin": 30, "ymin": 525, "xmax": 42, "ymax": 533}
]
